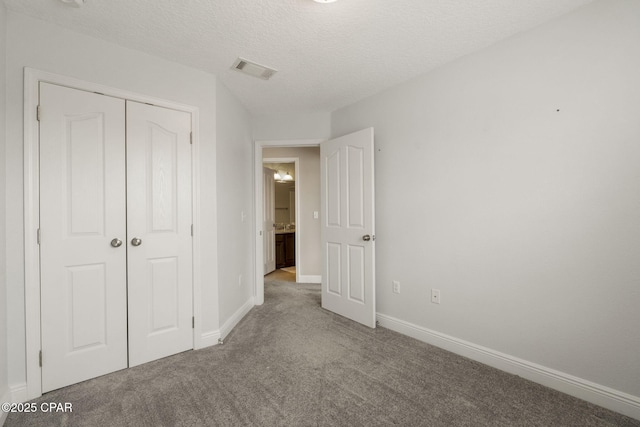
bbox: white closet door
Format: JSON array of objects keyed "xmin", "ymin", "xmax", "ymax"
[
  {"xmin": 126, "ymin": 101, "xmax": 193, "ymax": 367},
  {"xmin": 39, "ymin": 83, "xmax": 128, "ymax": 392}
]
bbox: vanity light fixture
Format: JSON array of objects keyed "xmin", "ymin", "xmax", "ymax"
[
  {"xmin": 313, "ymin": 0, "xmax": 337, "ymax": 3},
  {"xmin": 274, "ymin": 170, "xmax": 294, "ymax": 183}
]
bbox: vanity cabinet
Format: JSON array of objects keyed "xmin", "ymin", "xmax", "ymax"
[{"xmin": 275, "ymin": 232, "xmax": 295, "ymax": 268}]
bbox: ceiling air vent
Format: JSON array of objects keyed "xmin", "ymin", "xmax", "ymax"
[{"xmin": 231, "ymin": 58, "xmax": 277, "ymax": 80}]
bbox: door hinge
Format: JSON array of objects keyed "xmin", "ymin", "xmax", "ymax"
[
  {"xmin": 37, "ymin": 228, "xmax": 41, "ymax": 245},
  {"xmin": 39, "ymin": 350, "xmax": 42, "ymax": 367},
  {"xmin": 37, "ymin": 105, "xmax": 41, "ymax": 122},
  {"xmin": 192, "ymin": 316, "xmax": 195, "ymax": 329},
  {"xmin": 190, "ymin": 132, "xmax": 193, "ymax": 145},
  {"xmin": 191, "ymin": 224, "xmax": 194, "ymax": 236}
]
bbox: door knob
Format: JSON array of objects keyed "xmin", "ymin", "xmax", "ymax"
[
  {"xmin": 362, "ymin": 235, "xmax": 371, "ymax": 241},
  {"xmin": 110, "ymin": 238, "xmax": 123, "ymax": 248},
  {"xmin": 131, "ymin": 237, "xmax": 142, "ymax": 247}
]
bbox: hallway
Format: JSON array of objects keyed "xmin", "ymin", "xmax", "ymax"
[{"xmin": 265, "ymin": 267, "xmax": 296, "ymax": 283}]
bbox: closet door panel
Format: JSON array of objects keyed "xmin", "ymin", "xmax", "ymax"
[
  {"xmin": 126, "ymin": 101, "xmax": 193, "ymax": 367},
  {"xmin": 39, "ymin": 83, "xmax": 128, "ymax": 392}
]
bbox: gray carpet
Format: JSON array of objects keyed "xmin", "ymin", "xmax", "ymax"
[{"xmin": 6, "ymin": 280, "xmax": 640, "ymax": 426}]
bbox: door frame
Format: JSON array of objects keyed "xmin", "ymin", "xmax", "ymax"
[
  {"xmin": 23, "ymin": 68, "xmax": 203, "ymax": 399},
  {"xmin": 263, "ymin": 157, "xmax": 300, "ymax": 282},
  {"xmin": 253, "ymin": 139, "xmax": 324, "ymax": 305}
]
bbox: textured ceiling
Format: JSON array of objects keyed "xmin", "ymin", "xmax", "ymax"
[{"xmin": 4, "ymin": 0, "xmax": 595, "ymax": 114}]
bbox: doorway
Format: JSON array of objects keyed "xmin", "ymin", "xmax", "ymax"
[
  {"xmin": 254, "ymin": 140, "xmax": 323, "ymax": 305},
  {"xmin": 263, "ymin": 159, "xmax": 300, "ymax": 282},
  {"xmin": 254, "ymin": 129, "xmax": 377, "ymax": 328}
]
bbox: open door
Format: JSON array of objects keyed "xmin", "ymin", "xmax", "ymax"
[
  {"xmin": 263, "ymin": 167, "xmax": 276, "ymax": 275},
  {"xmin": 321, "ymin": 128, "xmax": 376, "ymax": 328}
]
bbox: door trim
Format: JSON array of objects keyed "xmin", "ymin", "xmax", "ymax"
[
  {"xmin": 23, "ymin": 68, "xmax": 203, "ymax": 399},
  {"xmin": 253, "ymin": 139, "xmax": 324, "ymax": 305}
]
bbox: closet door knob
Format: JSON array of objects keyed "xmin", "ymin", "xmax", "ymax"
[
  {"xmin": 131, "ymin": 237, "xmax": 142, "ymax": 247},
  {"xmin": 110, "ymin": 238, "xmax": 123, "ymax": 248}
]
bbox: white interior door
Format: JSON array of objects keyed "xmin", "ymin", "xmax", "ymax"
[
  {"xmin": 321, "ymin": 128, "xmax": 376, "ymax": 328},
  {"xmin": 289, "ymin": 188, "xmax": 296, "ymax": 224},
  {"xmin": 264, "ymin": 167, "xmax": 276, "ymax": 274},
  {"xmin": 126, "ymin": 101, "xmax": 193, "ymax": 367},
  {"xmin": 39, "ymin": 83, "xmax": 128, "ymax": 392}
]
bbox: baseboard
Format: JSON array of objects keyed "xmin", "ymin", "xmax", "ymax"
[
  {"xmin": 220, "ymin": 297, "xmax": 255, "ymax": 340},
  {"xmin": 376, "ymin": 313, "xmax": 640, "ymax": 421},
  {"xmin": 199, "ymin": 330, "xmax": 222, "ymax": 348},
  {"xmin": 9, "ymin": 383, "xmax": 27, "ymax": 404},
  {"xmin": 1, "ymin": 387, "xmax": 10, "ymax": 426},
  {"xmin": 298, "ymin": 275, "xmax": 321, "ymax": 284}
]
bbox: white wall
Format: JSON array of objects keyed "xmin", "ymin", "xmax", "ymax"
[
  {"xmin": 252, "ymin": 112, "xmax": 330, "ymax": 141},
  {"xmin": 332, "ymin": 0, "xmax": 640, "ymax": 405},
  {"xmin": 0, "ymin": 1, "xmax": 10, "ymax": 418},
  {"xmin": 216, "ymin": 80, "xmax": 255, "ymax": 326},
  {"xmin": 5, "ymin": 12, "xmax": 219, "ymax": 392},
  {"xmin": 263, "ymin": 147, "xmax": 321, "ymax": 278}
]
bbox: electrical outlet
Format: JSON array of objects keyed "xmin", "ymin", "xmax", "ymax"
[
  {"xmin": 431, "ymin": 289, "xmax": 441, "ymax": 304},
  {"xmin": 392, "ymin": 280, "xmax": 400, "ymax": 294}
]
